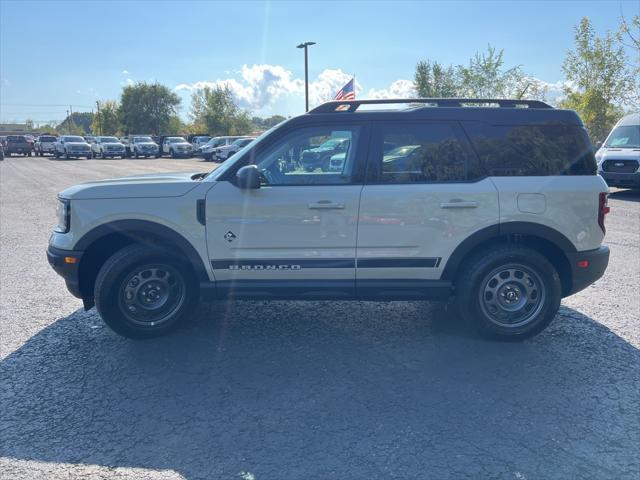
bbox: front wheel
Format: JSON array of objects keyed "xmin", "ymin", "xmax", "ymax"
[
  {"xmin": 94, "ymin": 244, "xmax": 198, "ymax": 339},
  {"xmin": 65, "ymin": 150, "xmax": 70, "ymax": 160},
  {"xmin": 456, "ymin": 245, "xmax": 561, "ymax": 340}
]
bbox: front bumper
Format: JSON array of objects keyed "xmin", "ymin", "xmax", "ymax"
[
  {"xmin": 565, "ymin": 246, "xmax": 610, "ymax": 296},
  {"xmin": 47, "ymin": 246, "xmax": 83, "ymax": 299},
  {"xmin": 600, "ymin": 171, "xmax": 640, "ymax": 188}
]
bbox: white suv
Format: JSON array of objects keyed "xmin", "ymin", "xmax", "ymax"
[{"xmin": 47, "ymin": 98, "xmax": 610, "ymax": 340}]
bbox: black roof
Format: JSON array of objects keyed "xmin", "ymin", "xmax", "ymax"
[{"xmin": 303, "ymin": 98, "xmax": 583, "ymax": 126}]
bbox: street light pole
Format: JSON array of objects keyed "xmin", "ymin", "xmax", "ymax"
[{"xmin": 296, "ymin": 41, "xmax": 316, "ymax": 112}]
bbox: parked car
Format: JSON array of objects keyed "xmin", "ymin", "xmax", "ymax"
[
  {"xmin": 199, "ymin": 136, "xmax": 246, "ymax": 161},
  {"xmin": 4, "ymin": 135, "xmax": 33, "ymax": 156},
  {"xmin": 92, "ymin": 136, "xmax": 126, "ymax": 159},
  {"xmin": 54, "ymin": 135, "xmax": 92, "ymax": 159},
  {"xmin": 300, "ymin": 137, "xmax": 350, "ymax": 171},
  {"xmin": 596, "ymin": 113, "xmax": 640, "ymax": 191},
  {"xmin": 214, "ymin": 137, "xmax": 256, "ymax": 162},
  {"xmin": 0, "ymin": 143, "xmax": 4, "ymax": 161},
  {"xmin": 161, "ymin": 136, "xmax": 193, "ymax": 158},
  {"xmin": 129, "ymin": 135, "xmax": 160, "ymax": 158},
  {"xmin": 47, "ymin": 98, "xmax": 610, "ymax": 340},
  {"xmin": 34, "ymin": 135, "xmax": 58, "ymax": 156},
  {"xmin": 191, "ymin": 135, "xmax": 211, "ymax": 150}
]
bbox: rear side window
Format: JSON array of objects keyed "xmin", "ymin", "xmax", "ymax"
[
  {"xmin": 369, "ymin": 122, "xmax": 470, "ymax": 183},
  {"xmin": 464, "ymin": 123, "xmax": 596, "ymax": 176}
]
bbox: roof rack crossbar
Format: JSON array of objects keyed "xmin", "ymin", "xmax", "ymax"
[{"xmin": 309, "ymin": 98, "xmax": 553, "ymax": 113}]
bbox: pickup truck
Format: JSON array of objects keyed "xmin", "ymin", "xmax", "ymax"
[
  {"xmin": 35, "ymin": 135, "xmax": 58, "ymax": 156},
  {"xmin": 4, "ymin": 135, "xmax": 33, "ymax": 157}
]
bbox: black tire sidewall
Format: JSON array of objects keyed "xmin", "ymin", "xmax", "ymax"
[
  {"xmin": 458, "ymin": 246, "xmax": 562, "ymax": 339},
  {"xmin": 95, "ymin": 247, "xmax": 198, "ymax": 338}
]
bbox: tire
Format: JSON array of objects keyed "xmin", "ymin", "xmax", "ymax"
[
  {"xmin": 456, "ymin": 245, "xmax": 561, "ymax": 340},
  {"xmin": 55, "ymin": 150, "xmax": 60, "ymax": 158},
  {"xmin": 65, "ymin": 150, "xmax": 70, "ymax": 160},
  {"xmin": 134, "ymin": 149, "xmax": 139, "ymax": 159},
  {"xmin": 94, "ymin": 244, "xmax": 198, "ymax": 339},
  {"xmin": 87, "ymin": 152, "xmax": 93, "ymax": 159},
  {"xmin": 28, "ymin": 151, "xmax": 32, "ymax": 157},
  {"xmin": 170, "ymin": 149, "xmax": 176, "ymax": 159}
]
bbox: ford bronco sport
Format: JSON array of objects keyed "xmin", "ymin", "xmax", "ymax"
[{"xmin": 47, "ymin": 98, "xmax": 610, "ymax": 340}]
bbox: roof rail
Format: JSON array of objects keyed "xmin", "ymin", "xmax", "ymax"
[{"xmin": 309, "ymin": 98, "xmax": 553, "ymax": 113}]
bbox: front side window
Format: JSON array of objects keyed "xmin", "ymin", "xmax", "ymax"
[
  {"xmin": 251, "ymin": 125, "xmax": 361, "ymax": 186},
  {"xmin": 370, "ymin": 123, "xmax": 469, "ymax": 183}
]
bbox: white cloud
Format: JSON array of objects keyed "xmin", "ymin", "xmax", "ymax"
[
  {"xmin": 120, "ymin": 78, "xmax": 134, "ymax": 87},
  {"xmin": 367, "ymin": 79, "xmax": 416, "ymax": 99},
  {"xmin": 175, "ymin": 64, "xmax": 303, "ymax": 110},
  {"xmin": 121, "ymin": 70, "xmax": 130, "ymax": 75}
]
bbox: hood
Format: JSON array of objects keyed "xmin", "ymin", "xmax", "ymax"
[
  {"xmin": 596, "ymin": 147, "xmax": 640, "ymax": 162},
  {"xmin": 60, "ymin": 171, "xmax": 204, "ymax": 200}
]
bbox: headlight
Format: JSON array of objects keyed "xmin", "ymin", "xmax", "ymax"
[{"xmin": 55, "ymin": 198, "xmax": 70, "ymax": 233}]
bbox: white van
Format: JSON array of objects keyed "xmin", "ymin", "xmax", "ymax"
[{"xmin": 597, "ymin": 113, "xmax": 640, "ymax": 190}]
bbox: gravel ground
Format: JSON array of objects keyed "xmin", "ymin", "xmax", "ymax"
[{"xmin": 1, "ymin": 155, "xmax": 639, "ymax": 480}]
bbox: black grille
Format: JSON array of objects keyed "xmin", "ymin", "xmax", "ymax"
[{"xmin": 602, "ymin": 159, "xmax": 639, "ymax": 173}]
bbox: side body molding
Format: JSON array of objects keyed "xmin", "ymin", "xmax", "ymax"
[
  {"xmin": 74, "ymin": 219, "xmax": 210, "ymax": 282},
  {"xmin": 440, "ymin": 222, "xmax": 576, "ymax": 281}
]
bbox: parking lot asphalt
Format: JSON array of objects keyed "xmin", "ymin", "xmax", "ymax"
[{"xmin": 1, "ymin": 155, "xmax": 639, "ymax": 480}]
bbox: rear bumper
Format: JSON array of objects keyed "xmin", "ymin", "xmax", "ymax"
[
  {"xmin": 565, "ymin": 246, "xmax": 610, "ymax": 296},
  {"xmin": 47, "ymin": 246, "xmax": 83, "ymax": 299},
  {"xmin": 600, "ymin": 172, "xmax": 640, "ymax": 188}
]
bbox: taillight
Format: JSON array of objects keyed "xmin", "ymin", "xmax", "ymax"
[{"xmin": 598, "ymin": 192, "xmax": 610, "ymax": 234}]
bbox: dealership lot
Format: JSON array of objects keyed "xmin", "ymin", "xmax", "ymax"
[{"xmin": 1, "ymin": 156, "xmax": 638, "ymax": 479}]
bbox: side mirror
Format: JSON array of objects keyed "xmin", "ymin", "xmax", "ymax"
[
  {"xmin": 236, "ymin": 165, "xmax": 261, "ymax": 189},
  {"xmin": 595, "ymin": 141, "xmax": 603, "ymax": 150}
]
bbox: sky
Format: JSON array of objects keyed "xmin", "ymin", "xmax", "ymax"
[{"xmin": 0, "ymin": 0, "xmax": 637, "ymax": 125}]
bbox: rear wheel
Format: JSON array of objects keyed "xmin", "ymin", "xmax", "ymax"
[
  {"xmin": 456, "ymin": 245, "xmax": 561, "ymax": 340},
  {"xmin": 95, "ymin": 244, "xmax": 198, "ymax": 339}
]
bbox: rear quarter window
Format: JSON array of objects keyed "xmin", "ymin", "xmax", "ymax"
[{"xmin": 463, "ymin": 122, "xmax": 596, "ymax": 176}]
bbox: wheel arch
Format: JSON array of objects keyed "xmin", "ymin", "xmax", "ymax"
[
  {"xmin": 442, "ymin": 222, "xmax": 575, "ymax": 297},
  {"xmin": 75, "ymin": 220, "xmax": 210, "ymax": 305}
]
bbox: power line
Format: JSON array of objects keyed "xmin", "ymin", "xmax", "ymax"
[{"xmin": 0, "ymin": 103, "xmax": 94, "ymax": 108}]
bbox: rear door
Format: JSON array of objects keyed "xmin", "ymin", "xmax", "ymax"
[
  {"xmin": 205, "ymin": 122, "xmax": 369, "ymax": 297},
  {"xmin": 356, "ymin": 121, "xmax": 499, "ymax": 296}
]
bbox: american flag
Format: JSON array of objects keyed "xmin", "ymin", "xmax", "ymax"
[{"xmin": 334, "ymin": 78, "xmax": 356, "ymax": 101}]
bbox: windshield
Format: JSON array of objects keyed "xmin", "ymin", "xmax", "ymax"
[
  {"xmin": 605, "ymin": 125, "xmax": 640, "ymax": 148},
  {"xmin": 63, "ymin": 136, "xmax": 85, "ymax": 142},
  {"xmin": 39, "ymin": 136, "xmax": 56, "ymax": 142},
  {"xmin": 168, "ymin": 137, "xmax": 186, "ymax": 143},
  {"xmin": 318, "ymin": 139, "xmax": 343, "ymax": 149},
  {"xmin": 99, "ymin": 136, "xmax": 119, "ymax": 143},
  {"xmin": 133, "ymin": 137, "xmax": 153, "ymax": 143},
  {"xmin": 231, "ymin": 138, "xmax": 250, "ymax": 146}
]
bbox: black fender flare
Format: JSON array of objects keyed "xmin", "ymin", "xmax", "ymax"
[
  {"xmin": 441, "ymin": 222, "xmax": 576, "ymax": 281},
  {"xmin": 75, "ymin": 219, "xmax": 210, "ymax": 281}
]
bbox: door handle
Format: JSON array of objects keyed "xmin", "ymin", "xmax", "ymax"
[
  {"xmin": 308, "ymin": 201, "xmax": 345, "ymax": 210},
  {"xmin": 440, "ymin": 200, "xmax": 478, "ymax": 209}
]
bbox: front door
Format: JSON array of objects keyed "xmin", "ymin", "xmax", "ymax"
[{"xmin": 205, "ymin": 123, "xmax": 368, "ymax": 298}]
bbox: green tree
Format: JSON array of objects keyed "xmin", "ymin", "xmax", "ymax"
[
  {"xmin": 189, "ymin": 85, "xmax": 253, "ymax": 136},
  {"xmin": 92, "ymin": 101, "xmax": 122, "ymax": 135},
  {"xmin": 56, "ymin": 112, "xmax": 94, "ymax": 135},
  {"xmin": 414, "ymin": 60, "xmax": 459, "ymax": 97},
  {"xmin": 414, "ymin": 45, "xmax": 545, "ymax": 100},
  {"xmin": 251, "ymin": 115, "xmax": 287, "ymax": 130},
  {"xmin": 119, "ymin": 82, "xmax": 181, "ymax": 135},
  {"xmin": 560, "ymin": 17, "xmax": 635, "ymax": 141},
  {"xmin": 456, "ymin": 45, "xmax": 544, "ymax": 99}
]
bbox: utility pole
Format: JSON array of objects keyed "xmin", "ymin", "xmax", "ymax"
[
  {"xmin": 69, "ymin": 105, "xmax": 75, "ymax": 133},
  {"xmin": 296, "ymin": 41, "xmax": 316, "ymax": 112},
  {"xmin": 96, "ymin": 101, "xmax": 102, "ymax": 135}
]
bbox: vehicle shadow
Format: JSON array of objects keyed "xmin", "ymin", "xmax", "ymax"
[
  {"xmin": 1, "ymin": 302, "xmax": 638, "ymax": 480},
  {"xmin": 609, "ymin": 189, "xmax": 640, "ymax": 202}
]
